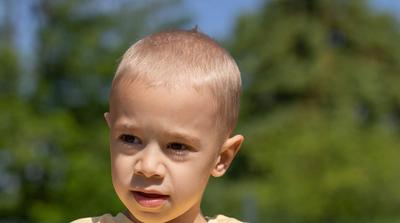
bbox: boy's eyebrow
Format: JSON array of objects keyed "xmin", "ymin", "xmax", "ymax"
[
  {"xmin": 163, "ymin": 131, "xmax": 202, "ymax": 147},
  {"xmin": 113, "ymin": 122, "xmax": 140, "ymax": 131}
]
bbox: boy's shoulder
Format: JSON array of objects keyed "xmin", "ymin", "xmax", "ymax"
[
  {"xmin": 207, "ymin": 214, "xmax": 246, "ymax": 223},
  {"xmin": 70, "ymin": 212, "xmax": 132, "ymax": 223}
]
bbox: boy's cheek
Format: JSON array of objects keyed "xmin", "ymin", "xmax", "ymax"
[{"xmin": 111, "ymin": 154, "xmax": 135, "ymax": 184}]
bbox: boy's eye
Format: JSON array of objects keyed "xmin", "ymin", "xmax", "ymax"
[
  {"xmin": 167, "ymin": 142, "xmax": 188, "ymax": 151},
  {"xmin": 166, "ymin": 142, "xmax": 191, "ymax": 158},
  {"xmin": 119, "ymin": 134, "xmax": 142, "ymax": 144}
]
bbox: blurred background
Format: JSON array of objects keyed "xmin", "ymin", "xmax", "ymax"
[{"xmin": 1, "ymin": 0, "xmax": 400, "ymax": 222}]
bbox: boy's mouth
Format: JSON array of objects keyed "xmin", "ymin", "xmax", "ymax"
[{"xmin": 132, "ymin": 191, "xmax": 169, "ymax": 208}]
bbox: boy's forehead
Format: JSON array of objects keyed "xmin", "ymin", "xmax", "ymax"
[
  {"xmin": 108, "ymin": 79, "xmax": 227, "ymax": 145},
  {"xmin": 110, "ymin": 77, "xmax": 217, "ymax": 112},
  {"xmin": 111, "ymin": 74, "xmax": 216, "ymax": 100}
]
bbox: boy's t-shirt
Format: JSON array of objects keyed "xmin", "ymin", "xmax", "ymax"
[{"xmin": 71, "ymin": 212, "xmax": 244, "ymax": 223}]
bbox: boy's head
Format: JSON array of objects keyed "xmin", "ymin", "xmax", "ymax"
[{"xmin": 104, "ymin": 29, "xmax": 244, "ymax": 223}]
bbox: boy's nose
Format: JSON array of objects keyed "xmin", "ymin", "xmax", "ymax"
[{"xmin": 133, "ymin": 143, "xmax": 165, "ymax": 178}]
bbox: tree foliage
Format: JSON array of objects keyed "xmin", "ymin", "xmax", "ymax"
[{"xmin": 219, "ymin": 0, "xmax": 400, "ymax": 222}]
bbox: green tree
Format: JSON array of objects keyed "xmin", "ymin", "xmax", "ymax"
[{"xmin": 213, "ymin": 0, "xmax": 400, "ymax": 222}]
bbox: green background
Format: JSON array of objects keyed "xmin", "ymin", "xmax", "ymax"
[{"xmin": 1, "ymin": 0, "xmax": 400, "ymax": 222}]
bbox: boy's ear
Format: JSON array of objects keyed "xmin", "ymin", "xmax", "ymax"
[
  {"xmin": 104, "ymin": 112, "xmax": 112, "ymax": 128},
  {"xmin": 211, "ymin": 134, "xmax": 244, "ymax": 177}
]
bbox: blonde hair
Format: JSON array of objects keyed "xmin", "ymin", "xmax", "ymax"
[{"xmin": 111, "ymin": 29, "xmax": 241, "ymax": 137}]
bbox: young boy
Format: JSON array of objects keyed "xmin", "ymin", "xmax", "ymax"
[{"xmin": 72, "ymin": 28, "xmax": 245, "ymax": 223}]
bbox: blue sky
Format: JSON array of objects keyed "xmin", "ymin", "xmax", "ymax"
[
  {"xmin": 8, "ymin": 0, "xmax": 400, "ymax": 57},
  {"xmin": 182, "ymin": 0, "xmax": 264, "ymax": 40}
]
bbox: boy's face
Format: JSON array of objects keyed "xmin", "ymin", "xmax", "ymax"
[{"xmin": 105, "ymin": 80, "xmax": 243, "ymax": 223}]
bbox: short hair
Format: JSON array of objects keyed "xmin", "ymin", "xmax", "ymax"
[{"xmin": 111, "ymin": 28, "xmax": 241, "ymax": 137}]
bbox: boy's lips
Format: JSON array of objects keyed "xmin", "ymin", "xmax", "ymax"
[{"xmin": 132, "ymin": 190, "xmax": 169, "ymax": 208}]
